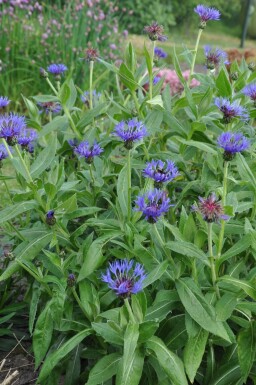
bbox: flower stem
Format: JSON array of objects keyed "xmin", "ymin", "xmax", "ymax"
[
  {"xmin": 188, "ymin": 28, "xmax": 203, "ymax": 87},
  {"xmin": 46, "ymin": 77, "xmax": 58, "ymax": 96},
  {"xmin": 124, "ymin": 297, "xmax": 136, "ymax": 323},
  {"xmin": 149, "ymin": 40, "xmax": 156, "ymax": 100},
  {"xmin": 208, "ymin": 222, "xmax": 220, "ymax": 298},
  {"xmin": 63, "ymin": 106, "xmax": 82, "ymax": 140},
  {"xmin": 89, "ymin": 60, "xmax": 94, "ymax": 110},
  {"xmin": 71, "ymin": 287, "xmax": 90, "ymax": 320},
  {"xmin": 127, "ymin": 149, "xmax": 132, "ymax": 222},
  {"xmin": 2, "ymin": 139, "xmax": 13, "ymax": 159},
  {"xmin": 217, "ymin": 161, "xmax": 229, "ymax": 258}
]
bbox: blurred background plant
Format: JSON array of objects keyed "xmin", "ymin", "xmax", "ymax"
[{"xmin": 0, "ymin": 0, "xmax": 127, "ymax": 104}]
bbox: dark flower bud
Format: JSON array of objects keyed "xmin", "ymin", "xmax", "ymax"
[
  {"xmin": 40, "ymin": 67, "xmax": 48, "ymax": 78},
  {"xmin": 230, "ymin": 72, "xmax": 239, "ymax": 81},
  {"xmin": 248, "ymin": 62, "xmax": 255, "ymax": 72},
  {"xmin": 46, "ymin": 210, "xmax": 56, "ymax": 226},
  {"xmin": 67, "ymin": 273, "xmax": 76, "ymax": 287},
  {"xmin": 85, "ymin": 47, "xmax": 99, "ymax": 62}
]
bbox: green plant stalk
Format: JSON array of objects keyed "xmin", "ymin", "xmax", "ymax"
[
  {"xmin": 188, "ymin": 28, "xmax": 203, "ymax": 86},
  {"xmin": 71, "ymin": 287, "xmax": 91, "ymax": 320},
  {"xmin": 149, "ymin": 40, "xmax": 156, "ymax": 100},
  {"xmin": 127, "ymin": 149, "xmax": 132, "ymax": 222},
  {"xmin": 2, "ymin": 139, "xmax": 13, "ymax": 159},
  {"xmin": 46, "ymin": 77, "xmax": 58, "ymax": 96},
  {"xmin": 217, "ymin": 161, "xmax": 229, "ymax": 258},
  {"xmin": 208, "ymin": 222, "xmax": 220, "ymax": 298},
  {"xmin": 124, "ymin": 297, "xmax": 136, "ymax": 323},
  {"xmin": 153, "ymin": 223, "xmax": 175, "ymax": 268},
  {"xmin": 63, "ymin": 106, "xmax": 82, "ymax": 140},
  {"xmin": 89, "ymin": 60, "xmax": 94, "ymax": 110}
]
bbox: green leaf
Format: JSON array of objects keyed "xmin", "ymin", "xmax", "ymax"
[
  {"xmin": 146, "ymin": 95, "xmax": 164, "ymax": 109},
  {"xmin": 59, "ymin": 83, "xmax": 70, "ymax": 106},
  {"xmin": 219, "ymin": 276, "xmax": 256, "ymax": 300},
  {"xmin": 119, "ymin": 63, "xmax": 138, "ymax": 92},
  {"xmin": 215, "ymin": 293, "xmax": 238, "ymax": 321},
  {"xmin": 145, "ymin": 110, "xmax": 163, "ymax": 135},
  {"xmin": 237, "ymin": 322, "xmax": 256, "ymax": 381},
  {"xmin": 33, "ymin": 301, "xmax": 54, "ymax": 368},
  {"xmin": 17, "ymin": 232, "xmax": 53, "ymax": 262},
  {"xmin": 0, "ymin": 200, "xmax": 37, "ymax": 224},
  {"xmin": 218, "ymin": 234, "xmax": 251, "ymax": 265},
  {"xmin": 92, "ymin": 321, "xmax": 123, "ymax": 346},
  {"xmin": 176, "ymin": 278, "xmax": 231, "ymax": 342},
  {"xmin": 38, "ymin": 329, "xmax": 91, "ymax": 381},
  {"xmin": 116, "ymin": 323, "xmax": 142, "ymax": 385},
  {"xmin": 29, "ymin": 282, "xmax": 41, "ymax": 334},
  {"xmin": 216, "ymin": 68, "xmax": 232, "ymax": 97},
  {"xmin": 78, "ymin": 238, "xmax": 105, "ymax": 281},
  {"xmin": 117, "ymin": 348, "xmax": 144, "ymax": 385},
  {"xmin": 236, "ymin": 153, "xmax": 256, "ymax": 191},
  {"xmin": 31, "ymin": 134, "xmax": 57, "ymax": 179},
  {"xmin": 125, "ymin": 42, "xmax": 137, "ymax": 74},
  {"xmin": 184, "ymin": 328, "xmax": 208, "ymax": 383},
  {"xmin": 143, "ymin": 260, "xmax": 169, "ymax": 288},
  {"xmin": 177, "ymin": 138, "xmax": 217, "ymax": 155},
  {"xmin": 77, "ymin": 102, "xmax": 108, "ymax": 129},
  {"xmin": 208, "ymin": 361, "xmax": 241, "ymax": 385},
  {"xmin": 86, "ymin": 353, "xmax": 122, "ymax": 385},
  {"xmin": 146, "ymin": 336, "xmax": 188, "ymax": 385},
  {"xmin": 166, "ymin": 241, "xmax": 209, "ymax": 265},
  {"xmin": 144, "ymin": 44, "xmax": 152, "ymax": 79},
  {"xmin": 117, "ymin": 164, "xmax": 128, "ymax": 218}
]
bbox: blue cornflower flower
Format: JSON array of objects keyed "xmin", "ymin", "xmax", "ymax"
[
  {"xmin": 143, "ymin": 159, "xmax": 180, "ymax": 187},
  {"xmin": 81, "ymin": 90, "xmax": 101, "ymax": 105},
  {"xmin": 192, "ymin": 193, "xmax": 229, "ymax": 223},
  {"xmin": 0, "ymin": 113, "xmax": 26, "ymax": 145},
  {"xmin": 0, "ymin": 96, "xmax": 10, "ymax": 109},
  {"xmin": 17, "ymin": 129, "xmax": 37, "ymax": 150},
  {"xmin": 204, "ymin": 46, "xmax": 228, "ymax": 70},
  {"xmin": 47, "ymin": 63, "xmax": 67, "ymax": 76},
  {"xmin": 68, "ymin": 138, "xmax": 79, "ymax": 148},
  {"xmin": 134, "ymin": 189, "xmax": 171, "ymax": 223},
  {"xmin": 217, "ymin": 131, "xmax": 249, "ymax": 161},
  {"xmin": 243, "ymin": 83, "xmax": 256, "ymax": 105},
  {"xmin": 194, "ymin": 5, "xmax": 220, "ymax": 28},
  {"xmin": 114, "ymin": 119, "xmax": 148, "ymax": 149},
  {"xmin": 154, "ymin": 47, "xmax": 168, "ymax": 60},
  {"xmin": 101, "ymin": 259, "xmax": 146, "ymax": 297},
  {"xmin": 214, "ymin": 97, "xmax": 249, "ymax": 123},
  {"xmin": 153, "ymin": 76, "xmax": 161, "ymax": 85},
  {"xmin": 38, "ymin": 101, "xmax": 62, "ymax": 115},
  {"xmin": 144, "ymin": 22, "xmax": 167, "ymax": 42},
  {"xmin": 0, "ymin": 144, "xmax": 12, "ymax": 162},
  {"xmin": 67, "ymin": 273, "xmax": 76, "ymax": 287},
  {"xmin": 74, "ymin": 140, "xmax": 103, "ymax": 163},
  {"xmin": 46, "ymin": 210, "xmax": 56, "ymax": 226}
]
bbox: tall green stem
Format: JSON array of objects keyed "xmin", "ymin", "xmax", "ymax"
[
  {"xmin": 2, "ymin": 139, "xmax": 13, "ymax": 159},
  {"xmin": 63, "ymin": 106, "xmax": 82, "ymax": 140},
  {"xmin": 149, "ymin": 40, "xmax": 156, "ymax": 100},
  {"xmin": 89, "ymin": 60, "xmax": 94, "ymax": 110},
  {"xmin": 217, "ymin": 161, "xmax": 229, "ymax": 258},
  {"xmin": 188, "ymin": 28, "xmax": 203, "ymax": 86},
  {"xmin": 124, "ymin": 298, "xmax": 136, "ymax": 323},
  {"xmin": 127, "ymin": 149, "xmax": 132, "ymax": 222},
  {"xmin": 46, "ymin": 77, "xmax": 58, "ymax": 96},
  {"xmin": 208, "ymin": 223, "xmax": 220, "ymax": 298}
]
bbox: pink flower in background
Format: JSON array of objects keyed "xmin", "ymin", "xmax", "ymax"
[{"xmin": 154, "ymin": 68, "xmax": 200, "ymax": 95}]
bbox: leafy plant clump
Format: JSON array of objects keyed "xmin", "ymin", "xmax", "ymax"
[{"xmin": 1, "ymin": 4, "xmax": 256, "ymax": 385}]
